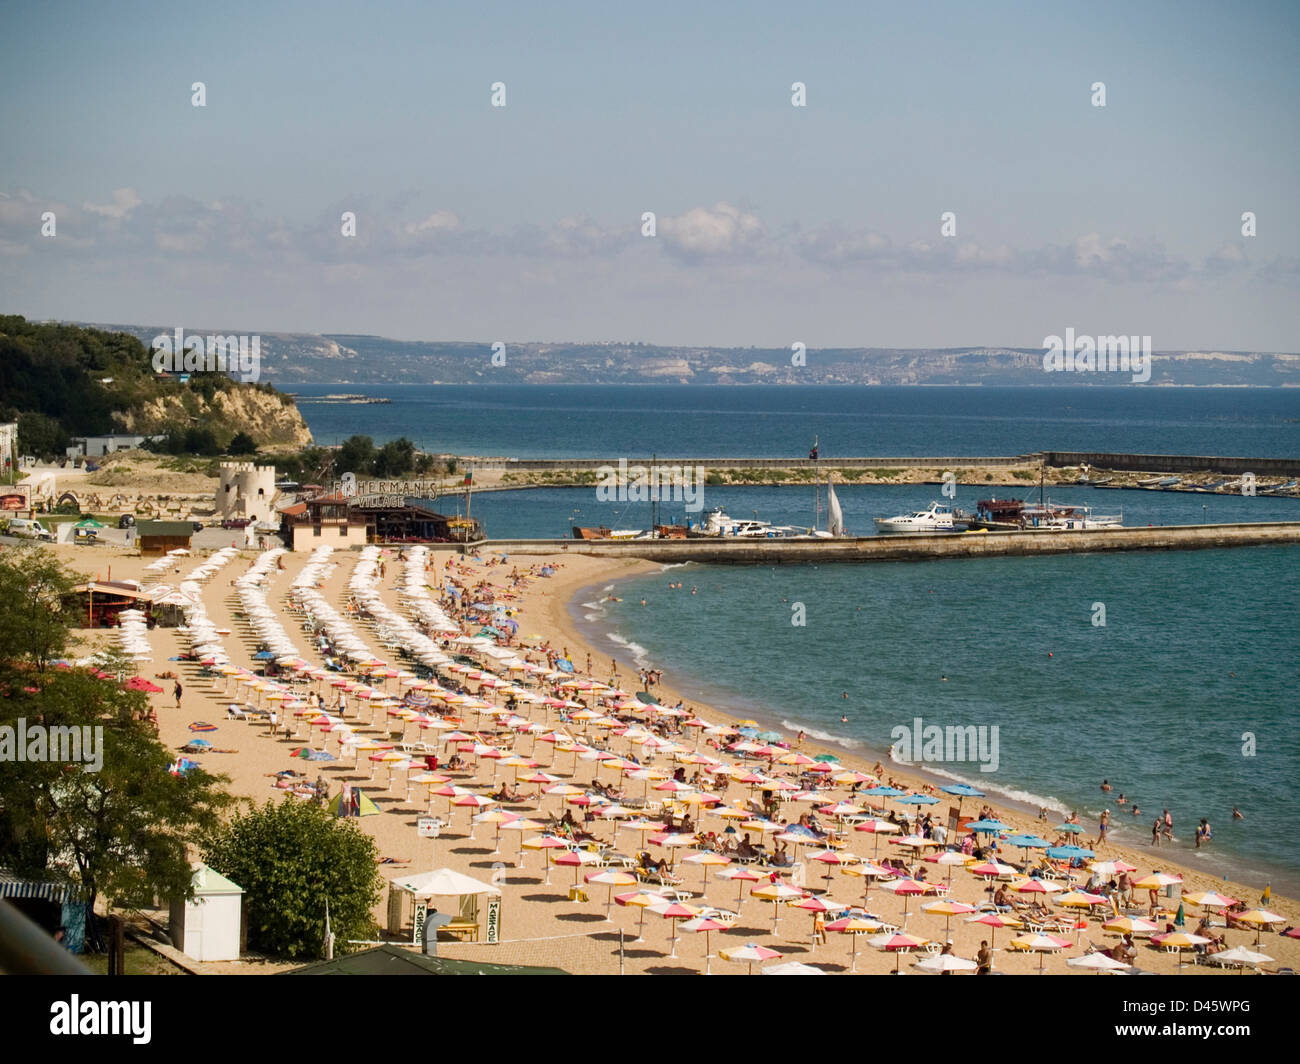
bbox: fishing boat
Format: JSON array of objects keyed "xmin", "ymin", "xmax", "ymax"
[
  {"xmin": 1020, "ymin": 502, "xmax": 1123, "ymax": 530},
  {"xmin": 874, "ymin": 501, "xmax": 966, "ymax": 534}
]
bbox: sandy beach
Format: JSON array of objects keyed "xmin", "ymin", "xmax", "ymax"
[{"xmin": 51, "ymin": 539, "xmax": 1300, "ymax": 975}]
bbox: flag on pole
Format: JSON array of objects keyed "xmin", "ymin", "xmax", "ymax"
[{"xmin": 462, "ymin": 469, "xmax": 473, "ymax": 487}]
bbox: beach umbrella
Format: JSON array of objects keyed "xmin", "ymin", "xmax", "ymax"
[
  {"xmin": 717, "ymin": 865, "xmax": 766, "ymax": 911},
  {"xmin": 719, "ymin": 942, "xmax": 781, "ymax": 976},
  {"xmin": 868, "ymin": 931, "xmax": 929, "ymax": 974},
  {"xmin": 966, "ymin": 912, "xmax": 1023, "ymax": 954},
  {"xmin": 1052, "ymin": 822, "xmax": 1085, "ymax": 835},
  {"xmin": 615, "ymin": 890, "xmax": 671, "ymax": 943},
  {"xmin": 1046, "ymin": 845, "xmax": 1094, "ymax": 861},
  {"xmin": 586, "ymin": 869, "xmax": 639, "ymax": 919},
  {"xmin": 683, "ymin": 851, "xmax": 731, "ymax": 892},
  {"xmin": 761, "ymin": 961, "xmax": 826, "ymax": 975},
  {"xmin": 1067, "ymin": 952, "xmax": 1130, "ymax": 974},
  {"xmin": 925, "ymin": 849, "xmax": 973, "ymax": 884},
  {"xmin": 913, "ymin": 953, "xmax": 978, "ymax": 974},
  {"xmin": 553, "ymin": 847, "xmax": 602, "ymax": 888},
  {"xmin": 1214, "ymin": 945, "xmax": 1273, "ymax": 972},
  {"xmin": 853, "ymin": 818, "xmax": 902, "ymax": 855},
  {"xmin": 1152, "ymin": 932, "xmax": 1211, "ymax": 971},
  {"xmin": 826, "ymin": 916, "xmax": 883, "ymax": 972},
  {"xmin": 790, "ymin": 894, "xmax": 836, "ymax": 949},
  {"xmin": 750, "ymin": 882, "xmax": 806, "ymax": 932},
  {"xmin": 1013, "ymin": 878, "xmax": 1067, "ymax": 895},
  {"xmin": 965, "ymin": 818, "xmax": 1011, "ymax": 834},
  {"xmin": 808, "ymin": 848, "xmax": 859, "ymax": 885},
  {"xmin": 969, "ymin": 859, "xmax": 1018, "ymax": 880},
  {"xmin": 1232, "ymin": 909, "xmax": 1286, "ymax": 944},
  {"xmin": 1089, "ymin": 860, "xmax": 1138, "ymax": 876},
  {"xmin": 879, "ymin": 878, "xmax": 935, "ymax": 923},
  {"xmin": 1008, "ymin": 932, "xmax": 1072, "ymax": 974},
  {"xmin": 650, "ymin": 900, "xmax": 700, "ymax": 958},
  {"xmin": 472, "ymin": 807, "xmax": 520, "ymax": 854},
  {"xmin": 1103, "ymin": 916, "xmax": 1160, "ymax": 935},
  {"xmin": 839, "ymin": 860, "xmax": 891, "ymax": 905},
  {"xmin": 521, "ymin": 834, "xmax": 569, "ymax": 884},
  {"xmin": 922, "ymin": 899, "xmax": 979, "ymax": 937},
  {"xmin": 679, "ymin": 916, "xmax": 728, "ymax": 974},
  {"xmin": 1182, "ymin": 891, "xmax": 1239, "ymax": 910}
]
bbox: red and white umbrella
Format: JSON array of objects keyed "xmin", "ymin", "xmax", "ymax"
[{"xmin": 718, "ymin": 942, "xmax": 781, "ymax": 975}]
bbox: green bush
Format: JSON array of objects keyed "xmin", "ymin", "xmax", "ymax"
[{"xmin": 203, "ymin": 798, "xmax": 381, "ymax": 960}]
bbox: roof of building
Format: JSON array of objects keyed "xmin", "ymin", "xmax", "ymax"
[{"xmin": 137, "ymin": 521, "xmax": 195, "ymax": 537}]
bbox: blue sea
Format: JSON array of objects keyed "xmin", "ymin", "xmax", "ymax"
[
  {"xmin": 290, "ymin": 384, "xmax": 1300, "ymax": 459},
  {"xmin": 293, "ymin": 384, "xmax": 1300, "ymax": 894}
]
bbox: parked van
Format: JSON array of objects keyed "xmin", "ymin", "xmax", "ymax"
[{"xmin": 6, "ymin": 518, "xmax": 54, "ymax": 541}]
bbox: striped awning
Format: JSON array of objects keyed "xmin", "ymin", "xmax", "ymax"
[{"xmin": 0, "ymin": 870, "xmax": 83, "ymax": 903}]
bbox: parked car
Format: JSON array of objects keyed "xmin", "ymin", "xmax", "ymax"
[
  {"xmin": 118, "ymin": 514, "xmax": 136, "ymax": 528},
  {"xmin": 221, "ymin": 517, "xmax": 252, "ymax": 529}
]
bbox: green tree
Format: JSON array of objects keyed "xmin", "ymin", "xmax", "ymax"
[
  {"xmin": 0, "ymin": 546, "xmax": 80, "ymax": 671},
  {"xmin": 0, "ymin": 650, "xmax": 233, "ymax": 947},
  {"xmin": 336, "ymin": 435, "xmax": 376, "ymax": 477},
  {"xmin": 202, "ymin": 798, "xmax": 380, "ymax": 959},
  {"xmin": 227, "ymin": 431, "xmax": 258, "ymax": 455},
  {"xmin": 16, "ymin": 411, "xmax": 70, "ymax": 459},
  {"xmin": 372, "ymin": 437, "xmax": 416, "ymax": 477}
]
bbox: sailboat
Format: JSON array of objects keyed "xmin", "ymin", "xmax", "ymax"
[{"xmin": 826, "ymin": 477, "xmax": 846, "ymax": 537}]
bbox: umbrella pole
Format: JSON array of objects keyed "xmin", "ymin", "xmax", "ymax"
[
  {"xmin": 850, "ymin": 933, "xmax": 858, "ymax": 973},
  {"xmin": 669, "ymin": 919, "xmax": 678, "ymax": 959},
  {"xmin": 704, "ymin": 930, "xmax": 711, "ymax": 975},
  {"xmin": 636, "ymin": 906, "xmax": 646, "ymax": 943}
]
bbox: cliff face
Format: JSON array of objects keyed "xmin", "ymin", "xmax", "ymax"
[{"xmin": 112, "ymin": 386, "xmax": 313, "ymax": 447}]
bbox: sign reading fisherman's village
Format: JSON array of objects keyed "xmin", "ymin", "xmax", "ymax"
[{"xmin": 336, "ymin": 473, "xmax": 443, "ymax": 501}]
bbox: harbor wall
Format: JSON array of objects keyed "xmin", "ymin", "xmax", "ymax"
[
  {"xmin": 473, "ymin": 522, "xmax": 1300, "ymax": 564},
  {"xmin": 1041, "ymin": 452, "xmax": 1300, "ymax": 477}
]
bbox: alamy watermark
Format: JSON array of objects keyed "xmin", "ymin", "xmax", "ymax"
[
  {"xmin": 0, "ymin": 718, "xmax": 103, "ymax": 772},
  {"xmin": 1043, "ymin": 329, "xmax": 1150, "ymax": 383},
  {"xmin": 890, "ymin": 715, "xmax": 999, "ymax": 774},
  {"xmin": 595, "ymin": 459, "xmax": 706, "ymax": 513},
  {"xmin": 151, "ymin": 327, "xmax": 261, "ymax": 382}
]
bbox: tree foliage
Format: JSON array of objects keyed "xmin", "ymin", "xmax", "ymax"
[
  {"xmin": 0, "ymin": 546, "xmax": 81, "ymax": 671},
  {"xmin": 202, "ymin": 798, "xmax": 381, "ymax": 960}
]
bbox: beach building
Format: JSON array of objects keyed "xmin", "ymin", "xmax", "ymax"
[
  {"xmin": 169, "ymin": 864, "xmax": 245, "ymax": 962},
  {"xmin": 136, "ymin": 519, "xmax": 194, "ymax": 556},
  {"xmin": 278, "ymin": 491, "xmax": 480, "ymax": 550},
  {"xmin": 0, "ymin": 870, "xmax": 90, "ymax": 954},
  {"xmin": 68, "ymin": 434, "xmax": 152, "ymax": 458},
  {"xmin": 217, "ymin": 460, "xmax": 277, "ymax": 520},
  {"xmin": 67, "ymin": 579, "xmax": 151, "ymax": 627}
]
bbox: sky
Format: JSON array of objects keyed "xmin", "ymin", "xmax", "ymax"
[{"xmin": 1, "ymin": 0, "xmax": 1298, "ymax": 350}]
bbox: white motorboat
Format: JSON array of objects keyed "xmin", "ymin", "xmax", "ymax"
[
  {"xmin": 692, "ymin": 509, "xmax": 830, "ymax": 539},
  {"xmin": 873, "ymin": 501, "xmax": 964, "ymax": 534}
]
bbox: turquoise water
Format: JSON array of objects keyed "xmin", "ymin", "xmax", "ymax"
[{"xmin": 571, "ymin": 546, "xmax": 1300, "ymax": 895}]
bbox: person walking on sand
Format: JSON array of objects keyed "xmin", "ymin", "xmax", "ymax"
[
  {"xmin": 267, "ymin": 708, "xmax": 278, "ymax": 737},
  {"xmin": 1098, "ymin": 809, "xmax": 1110, "ymax": 848},
  {"xmin": 1151, "ymin": 817, "xmax": 1162, "ymax": 847},
  {"xmin": 173, "ymin": 679, "xmax": 183, "ymax": 708}
]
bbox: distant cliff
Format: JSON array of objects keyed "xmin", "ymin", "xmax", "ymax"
[{"xmin": 83, "ymin": 322, "xmax": 1299, "ymax": 387}]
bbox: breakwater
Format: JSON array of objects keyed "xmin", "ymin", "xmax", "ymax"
[{"xmin": 473, "ymin": 521, "xmax": 1300, "ymax": 564}]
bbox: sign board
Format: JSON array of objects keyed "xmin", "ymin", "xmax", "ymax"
[
  {"xmin": 485, "ymin": 896, "xmax": 501, "ymax": 944},
  {"xmin": 412, "ymin": 900, "xmax": 427, "ymax": 946},
  {"xmin": 417, "ymin": 817, "xmax": 441, "ymax": 838}
]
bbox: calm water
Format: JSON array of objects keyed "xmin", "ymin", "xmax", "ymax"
[
  {"xmin": 292, "ymin": 384, "xmax": 1300, "ymax": 459},
  {"xmin": 572, "ymin": 547, "xmax": 1300, "ymax": 895}
]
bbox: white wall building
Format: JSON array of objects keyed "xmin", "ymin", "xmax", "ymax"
[
  {"xmin": 217, "ymin": 461, "xmax": 277, "ymax": 520},
  {"xmin": 169, "ymin": 864, "xmax": 244, "ymax": 962}
]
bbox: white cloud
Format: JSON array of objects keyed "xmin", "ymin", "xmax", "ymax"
[
  {"xmin": 83, "ymin": 187, "xmax": 141, "ymax": 219},
  {"xmin": 658, "ymin": 202, "xmax": 764, "ymax": 259}
]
